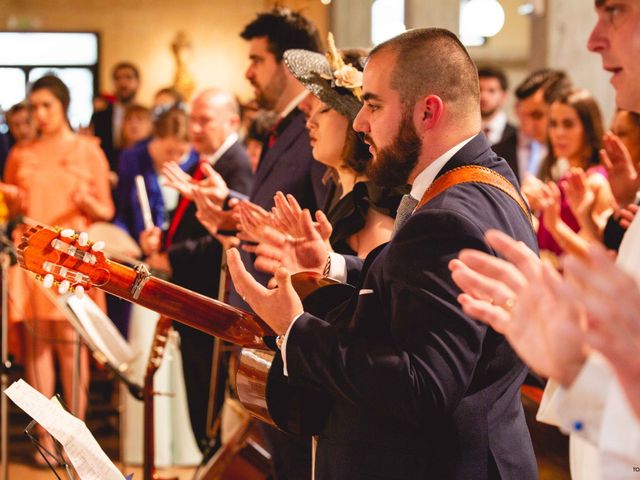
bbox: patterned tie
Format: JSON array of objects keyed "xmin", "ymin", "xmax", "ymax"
[{"xmin": 392, "ymin": 194, "xmax": 419, "ymax": 237}]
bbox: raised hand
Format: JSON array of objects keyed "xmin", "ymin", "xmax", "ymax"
[
  {"xmin": 449, "ymin": 229, "xmax": 588, "ymax": 386},
  {"xmin": 237, "ymin": 200, "xmax": 274, "ymax": 244},
  {"xmin": 613, "ymin": 203, "xmax": 638, "ymax": 230},
  {"xmin": 520, "ymin": 175, "xmax": 547, "ymax": 212},
  {"xmin": 540, "ymin": 181, "xmax": 563, "ymax": 233},
  {"xmin": 193, "ymin": 188, "xmax": 237, "ymax": 236},
  {"xmin": 272, "ymin": 191, "xmax": 333, "ymax": 247},
  {"xmin": 600, "ymin": 132, "xmax": 640, "ymax": 207},
  {"xmin": 162, "ymin": 162, "xmax": 197, "ymax": 199},
  {"xmin": 162, "ymin": 162, "xmax": 230, "ymax": 205},
  {"xmin": 227, "ymin": 247, "xmax": 303, "ymax": 335},
  {"xmin": 253, "ymin": 209, "xmax": 330, "ymax": 277},
  {"xmin": 563, "ymin": 245, "xmax": 640, "ymax": 418},
  {"xmin": 139, "ymin": 226, "xmax": 162, "ymax": 256}
]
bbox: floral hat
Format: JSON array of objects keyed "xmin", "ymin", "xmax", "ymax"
[{"xmin": 284, "ymin": 33, "xmax": 364, "ymax": 121}]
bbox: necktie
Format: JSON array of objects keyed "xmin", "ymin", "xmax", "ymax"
[
  {"xmin": 393, "ymin": 194, "xmax": 419, "ymax": 236},
  {"xmin": 267, "ymin": 117, "xmax": 283, "ymax": 149}
]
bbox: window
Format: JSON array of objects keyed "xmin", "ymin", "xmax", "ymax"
[
  {"xmin": 0, "ymin": 32, "xmax": 99, "ymax": 129},
  {"xmin": 371, "ymin": 0, "xmax": 406, "ymax": 46}
]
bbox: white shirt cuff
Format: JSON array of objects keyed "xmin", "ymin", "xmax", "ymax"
[
  {"xmin": 327, "ymin": 252, "xmax": 347, "ymax": 283},
  {"xmin": 537, "ymin": 353, "xmax": 611, "ymax": 444},
  {"xmin": 281, "ymin": 312, "xmax": 304, "ymax": 377}
]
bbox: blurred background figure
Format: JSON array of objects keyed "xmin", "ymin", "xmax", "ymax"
[
  {"xmin": 494, "ymin": 69, "xmax": 571, "ymax": 183},
  {"xmin": 4, "ymin": 75, "xmax": 113, "ymax": 465},
  {"xmin": 0, "ymin": 102, "xmax": 36, "ymax": 177},
  {"xmin": 91, "ymin": 61, "xmax": 141, "ymax": 174},
  {"xmin": 534, "ymin": 88, "xmax": 614, "ymax": 259},
  {"xmin": 153, "ymin": 86, "xmax": 184, "ymax": 110},
  {"xmin": 478, "ymin": 66, "xmax": 515, "ymax": 146},
  {"xmin": 119, "ymin": 104, "xmax": 153, "ymax": 152}
]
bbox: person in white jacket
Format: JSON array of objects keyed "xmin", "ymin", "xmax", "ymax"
[{"xmin": 447, "ymin": 5, "xmax": 640, "ymax": 478}]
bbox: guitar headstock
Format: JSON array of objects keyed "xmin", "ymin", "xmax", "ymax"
[{"xmin": 17, "ymin": 225, "xmax": 111, "ymax": 296}]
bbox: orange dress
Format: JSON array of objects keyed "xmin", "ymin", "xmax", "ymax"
[{"xmin": 5, "ymin": 135, "xmax": 114, "ymax": 323}]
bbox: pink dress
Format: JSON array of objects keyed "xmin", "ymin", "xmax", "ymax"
[
  {"xmin": 537, "ymin": 165, "xmax": 607, "ymax": 256},
  {"xmin": 5, "ymin": 135, "xmax": 113, "ymax": 322}
]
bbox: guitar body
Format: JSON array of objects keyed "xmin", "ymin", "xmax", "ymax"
[{"xmin": 236, "ymin": 277, "xmax": 355, "ymax": 436}]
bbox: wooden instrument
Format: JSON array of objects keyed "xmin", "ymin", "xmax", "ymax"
[
  {"xmin": 143, "ymin": 315, "xmax": 177, "ymax": 480},
  {"xmin": 16, "ymin": 225, "xmax": 353, "ymax": 436}
]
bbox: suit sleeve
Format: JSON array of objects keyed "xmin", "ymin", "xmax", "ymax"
[{"xmin": 285, "ymin": 209, "xmax": 491, "ymax": 427}]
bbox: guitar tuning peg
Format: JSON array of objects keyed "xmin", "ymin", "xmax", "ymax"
[
  {"xmin": 60, "ymin": 228, "xmax": 75, "ymax": 238},
  {"xmin": 78, "ymin": 232, "xmax": 89, "ymax": 247},
  {"xmin": 74, "ymin": 285, "xmax": 85, "ymax": 299},
  {"xmin": 58, "ymin": 280, "xmax": 70, "ymax": 294},
  {"xmin": 43, "ymin": 274, "xmax": 54, "ymax": 289},
  {"xmin": 91, "ymin": 241, "xmax": 105, "ymax": 252}
]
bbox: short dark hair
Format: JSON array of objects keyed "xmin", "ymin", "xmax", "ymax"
[
  {"xmin": 515, "ymin": 68, "xmax": 571, "ymax": 102},
  {"xmin": 240, "ymin": 7, "xmax": 322, "ymax": 61},
  {"xmin": 112, "ymin": 61, "xmax": 140, "ymax": 80},
  {"xmin": 30, "ymin": 75, "xmax": 71, "ymax": 122},
  {"xmin": 478, "ymin": 66, "xmax": 508, "ymax": 91},
  {"xmin": 371, "ymin": 28, "xmax": 480, "ymax": 117}
]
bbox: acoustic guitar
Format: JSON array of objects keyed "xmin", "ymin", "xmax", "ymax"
[{"xmin": 16, "ymin": 224, "xmax": 354, "ymax": 436}]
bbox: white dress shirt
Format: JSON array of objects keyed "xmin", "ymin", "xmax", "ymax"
[
  {"xmin": 282, "ymin": 135, "xmax": 476, "ymax": 375},
  {"xmin": 537, "ymin": 211, "xmax": 640, "ymax": 479},
  {"xmin": 482, "ymin": 110, "xmax": 508, "ymax": 145}
]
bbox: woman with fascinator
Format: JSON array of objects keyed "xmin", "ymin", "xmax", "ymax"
[{"xmin": 234, "ymin": 35, "xmax": 407, "ymax": 264}]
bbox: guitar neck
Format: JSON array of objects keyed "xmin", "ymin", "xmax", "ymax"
[{"xmin": 103, "ymin": 260, "xmax": 272, "ymax": 349}]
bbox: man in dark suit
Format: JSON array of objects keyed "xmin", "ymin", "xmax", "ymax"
[
  {"xmin": 237, "ymin": 7, "xmax": 327, "ymax": 247},
  {"xmin": 142, "ymin": 88, "xmax": 253, "ymax": 452},
  {"xmin": 478, "ymin": 66, "xmax": 516, "ymax": 146},
  {"xmin": 90, "ymin": 62, "xmax": 140, "ymax": 173},
  {"xmin": 215, "ymin": 9, "xmax": 326, "ymax": 479},
  {"xmin": 493, "ymin": 69, "xmax": 570, "ymax": 182},
  {"xmin": 229, "ymin": 28, "xmax": 538, "ymax": 480}
]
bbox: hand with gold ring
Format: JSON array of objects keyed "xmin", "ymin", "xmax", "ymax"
[{"xmin": 449, "ymin": 229, "xmax": 588, "ymax": 386}]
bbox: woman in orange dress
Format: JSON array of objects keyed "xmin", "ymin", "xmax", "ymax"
[{"xmin": 4, "ymin": 75, "xmax": 114, "ymax": 459}]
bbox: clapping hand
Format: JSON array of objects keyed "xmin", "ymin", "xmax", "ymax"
[
  {"xmin": 163, "ymin": 162, "xmax": 230, "ymax": 205},
  {"xmin": 600, "ymin": 132, "xmax": 640, "ymax": 207},
  {"xmin": 449, "ymin": 229, "xmax": 588, "ymax": 386}
]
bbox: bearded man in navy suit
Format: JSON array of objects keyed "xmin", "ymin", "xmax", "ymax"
[{"xmin": 229, "ymin": 28, "xmax": 538, "ymax": 480}]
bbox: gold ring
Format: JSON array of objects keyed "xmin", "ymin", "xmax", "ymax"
[{"xmin": 503, "ymin": 297, "xmax": 516, "ymax": 310}]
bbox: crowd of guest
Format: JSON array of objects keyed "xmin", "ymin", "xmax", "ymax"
[{"xmin": 0, "ymin": 3, "xmax": 639, "ymax": 479}]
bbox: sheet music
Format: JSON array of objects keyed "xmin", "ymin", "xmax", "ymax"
[{"xmin": 4, "ymin": 379, "xmax": 125, "ymax": 480}]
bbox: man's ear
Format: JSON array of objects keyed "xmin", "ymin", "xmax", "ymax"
[{"xmin": 417, "ymin": 95, "xmax": 444, "ymax": 132}]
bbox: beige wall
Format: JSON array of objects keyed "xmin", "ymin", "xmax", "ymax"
[{"xmin": 0, "ymin": 0, "xmax": 328, "ymax": 105}]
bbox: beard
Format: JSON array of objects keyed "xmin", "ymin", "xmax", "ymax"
[
  {"xmin": 366, "ymin": 114, "xmax": 422, "ymax": 188},
  {"xmin": 254, "ymin": 65, "xmax": 288, "ymax": 110},
  {"xmin": 480, "ymin": 104, "xmax": 498, "ymax": 119}
]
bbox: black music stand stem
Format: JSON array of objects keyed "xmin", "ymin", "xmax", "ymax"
[
  {"xmin": 24, "ymin": 419, "xmax": 75, "ymax": 480},
  {"xmin": 0, "ymin": 231, "xmax": 17, "ymax": 480}
]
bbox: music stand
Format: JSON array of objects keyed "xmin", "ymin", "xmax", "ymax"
[{"xmin": 24, "ymin": 414, "xmax": 75, "ymax": 479}]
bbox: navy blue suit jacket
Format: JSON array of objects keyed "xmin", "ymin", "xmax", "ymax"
[
  {"xmin": 230, "ymin": 107, "xmax": 327, "ymax": 308},
  {"xmin": 91, "ymin": 104, "xmax": 119, "ymax": 171},
  {"xmin": 283, "ymin": 134, "xmax": 538, "ymax": 480},
  {"xmin": 114, "ymin": 139, "xmax": 199, "ymax": 242}
]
